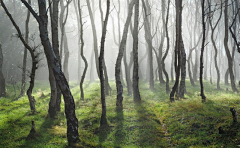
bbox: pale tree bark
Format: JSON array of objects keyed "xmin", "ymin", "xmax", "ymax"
[
  {"xmin": 86, "ymin": 0, "xmax": 100, "ymax": 78},
  {"xmin": 73, "ymin": 0, "xmax": 81, "ymax": 82},
  {"xmin": 0, "ymin": 43, "xmax": 6, "ymax": 98},
  {"xmin": 223, "ymin": 0, "xmax": 238, "ymax": 92},
  {"xmin": 132, "ymin": 0, "xmax": 141, "ymax": 102},
  {"xmin": 20, "ymin": 0, "xmax": 80, "ymax": 144},
  {"xmin": 99, "ymin": 0, "xmax": 110, "ymax": 127},
  {"xmin": 48, "ymin": 0, "xmax": 61, "ymax": 117},
  {"xmin": 78, "ymin": 0, "xmax": 88, "ymax": 100},
  {"xmin": 158, "ymin": 0, "xmax": 166, "ymax": 84},
  {"xmin": 115, "ymin": 0, "xmax": 135, "ymax": 108},
  {"xmin": 170, "ymin": 0, "xmax": 182, "ymax": 102},
  {"xmin": 59, "ymin": 0, "xmax": 71, "ymax": 82},
  {"xmin": 208, "ymin": 0, "xmax": 222, "ymax": 90},
  {"xmin": 142, "ymin": 0, "xmax": 154, "ymax": 90},
  {"xmin": 193, "ymin": 0, "xmax": 200, "ymax": 82}
]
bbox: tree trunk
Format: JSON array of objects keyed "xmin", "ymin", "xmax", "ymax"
[
  {"xmin": 21, "ymin": 0, "xmax": 80, "ymax": 144},
  {"xmin": 142, "ymin": 0, "xmax": 154, "ymax": 90},
  {"xmin": 86, "ymin": 0, "xmax": 100, "ymax": 78},
  {"xmin": 208, "ymin": 0, "xmax": 222, "ymax": 90},
  {"xmin": 223, "ymin": 0, "xmax": 237, "ymax": 92},
  {"xmin": 161, "ymin": 0, "xmax": 170, "ymax": 92},
  {"xmin": 19, "ymin": 0, "xmax": 31, "ymax": 98},
  {"xmin": 78, "ymin": 0, "xmax": 88, "ymax": 100},
  {"xmin": 115, "ymin": 0, "xmax": 135, "ymax": 108},
  {"xmin": 179, "ymin": 38, "xmax": 186, "ymax": 98},
  {"xmin": 48, "ymin": 0, "xmax": 61, "ymax": 117},
  {"xmin": 99, "ymin": 0, "xmax": 110, "ymax": 127},
  {"xmin": 200, "ymin": 0, "xmax": 206, "ymax": 102},
  {"xmin": 132, "ymin": 0, "xmax": 141, "ymax": 102},
  {"xmin": 0, "ymin": 43, "xmax": 6, "ymax": 98},
  {"xmin": 169, "ymin": 0, "xmax": 182, "ymax": 102}
]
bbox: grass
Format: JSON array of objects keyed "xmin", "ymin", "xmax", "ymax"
[{"xmin": 0, "ymin": 80, "xmax": 240, "ymax": 147}]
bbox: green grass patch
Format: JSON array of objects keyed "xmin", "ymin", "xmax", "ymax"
[{"xmin": 0, "ymin": 80, "xmax": 240, "ymax": 147}]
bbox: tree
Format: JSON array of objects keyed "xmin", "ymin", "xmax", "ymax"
[
  {"xmin": 1, "ymin": 0, "xmax": 38, "ymax": 112},
  {"xmin": 200, "ymin": 0, "xmax": 206, "ymax": 102},
  {"xmin": 99, "ymin": 0, "xmax": 110, "ymax": 127},
  {"xmin": 59, "ymin": 0, "xmax": 71, "ymax": 82},
  {"xmin": 132, "ymin": 0, "xmax": 141, "ymax": 102},
  {"xmin": 223, "ymin": 0, "xmax": 238, "ymax": 92},
  {"xmin": 142, "ymin": 0, "xmax": 154, "ymax": 90},
  {"xmin": 0, "ymin": 43, "xmax": 6, "ymax": 98},
  {"xmin": 86, "ymin": 0, "xmax": 111, "ymax": 96},
  {"xmin": 48, "ymin": 0, "xmax": 61, "ymax": 117},
  {"xmin": 161, "ymin": 0, "xmax": 170, "ymax": 92},
  {"xmin": 18, "ymin": 0, "xmax": 31, "ymax": 99},
  {"xmin": 115, "ymin": 0, "xmax": 135, "ymax": 108},
  {"xmin": 78, "ymin": 0, "xmax": 88, "ymax": 100},
  {"xmin": 20, "ymin": 0, "xmax": 80, "ymax": 145},
  {"xmin": 208, "ymin": 0, "xmax": 222, "ymax": 90},
  {"xmin": 170, "ymin": 0, "xmax": 183, "ymax": 102}
]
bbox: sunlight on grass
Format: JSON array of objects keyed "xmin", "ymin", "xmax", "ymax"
[{"xmin": 0, "ymin": 80, "xmax": 240, "ymax": 147}]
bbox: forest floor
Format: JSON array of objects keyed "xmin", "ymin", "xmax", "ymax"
[{"xmin": 0, "ymin": 80, "xmax": 240, "ymax": 148}]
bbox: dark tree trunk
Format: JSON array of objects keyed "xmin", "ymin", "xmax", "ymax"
[
  {"xmin": 48, "ymin": 0, "xmax": 61, "ymax": 117},
  {"xmin": 179, "ymin": 38, "xmax": 186, "ymax": 98},
  {"xmin": 99, "ymin": 0, "xmax": 110, "ymax": 127},
  {"xmin": 19, "ymin": 0, "xmax": 31, "ymax": 98},
  {"xmin": 21, "ymin": 0, "xmax": 80, "ymax": 144},
  {"xmin": 161, "ymin": 0, "xmax": 170, "ymax": 92},
  {"xmin": 169, "ymin": 0, "xmax": 182, "ymax": 102},
  {"xmin": 0, "ymin": 44, "xmax": 6, "ymax": 98},
  {"xmin": 87, "ymin": 0, "xmax": 111, "ymax": 95},
  {"xmin": 115, "ymin": 0, "xmax": 135, "ymax": 108},
  {"xmin": 132, "ymin": 0, "xmax": 141, "ymax": 102},
  {"xmin": 200, "ymin": 0, "xmax": 206, "ymax": 102},
  {"xmin": 78, "ymin": 0, "xmax": 88, "ymax": 100}
]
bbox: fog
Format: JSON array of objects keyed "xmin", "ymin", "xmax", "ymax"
[{"xmin": 0, "ymin": 0, "xmax": 239, "ymax": 85}]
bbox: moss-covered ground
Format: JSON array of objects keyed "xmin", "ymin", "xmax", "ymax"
[{"xmin": 0, "ymin": 80, "xmax": 240, "ymax": 147}]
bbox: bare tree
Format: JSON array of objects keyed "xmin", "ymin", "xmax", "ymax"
[
  {"xmin": 20, "ymin": 0, "xmax": 80, "ymax": 145},
  {"xmin": 18, "ymin": 0, "xmax": 31, "ymax": 99},
  {"xmin": 115, "ymin": 0, "xmax": 135, "ymax": 108},
  {"xmin": 200, "ymin": 0, "xmax": 206, "ymax": 102},
  {"xmin": 48, "ymin": 0, "xmax": 61, "ymax": 117},
  {"xmin": 132, "ymin": 0, "xmax": 141, "ymax": 102},
  {"xmin": 208, "ymin": 0, "xmax": 222, "ymax": 90},
  {"xmin": 1, "ymin": 0, "xmax": 38, "ymax": 112},
  {"xmin": 78, "ymin": 0, "xmax": 88, "ymax": 100},
  {"xmin": 161, "ymin": 0, "xmax": 170, "ymax": 92},
  {"xmin": 170, "ymin": 0, "xmax": 182, "ymax": 102},
  {"xmin": 0, "ymin": 43, "xmax": 6, "ymax": 98},
  {"xmin": 99, "ymin": 0, "xmax": 110, "ymax": 127},
  {"xmin": 223, "ymin": 0, "xmax": 237, "ymax": 92},
  {"xmin": 142, "ymin": 0, "xmax": 154, "ymax": 90}
]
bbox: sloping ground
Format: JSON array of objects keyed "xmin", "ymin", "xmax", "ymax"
[{"xmin": 0, "ymin": 80, "xmax": 239, "ymax": 147}]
